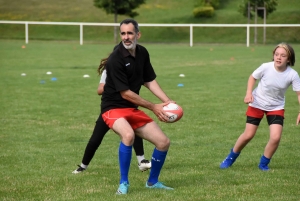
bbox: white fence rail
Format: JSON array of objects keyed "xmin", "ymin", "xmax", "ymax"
[{"xmin": 1, "ymin": 20, "xmax": 300, "ymax": 47}]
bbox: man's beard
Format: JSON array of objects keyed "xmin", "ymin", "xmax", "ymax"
[{"xmin": 122, "ymin": 39, "xmax": 137, "ymax": 50}]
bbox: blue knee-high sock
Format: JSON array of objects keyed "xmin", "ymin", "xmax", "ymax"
[
  {"xmin": 147, "ymin": 148, "xmax": 168, "ymax": 185},
  {"xmin": 119, "ymin": 142, "xmax": 132, "ymax": 184}
]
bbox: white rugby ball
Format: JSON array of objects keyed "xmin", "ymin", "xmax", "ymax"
[{"xmin": 163, "ymin": 103, "xmax": 183, "ymax": 123}]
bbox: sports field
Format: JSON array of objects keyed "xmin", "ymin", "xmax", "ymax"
[{"xmin": 1, "ymin": 40, "xmax": 300, "ymax": 200}]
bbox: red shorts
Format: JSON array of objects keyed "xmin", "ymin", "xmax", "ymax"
[
  {"xmin": 102, "ymin": 108, "xmax": 153, "ymax": 129},
  {"xmin": 246, "ymin": 106, "xmax": 285, "ymax": 118}
]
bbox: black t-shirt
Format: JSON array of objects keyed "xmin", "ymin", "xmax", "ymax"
[{"xmin": 101, "ymin": 42, "xmax": 156, "ymax": 113}]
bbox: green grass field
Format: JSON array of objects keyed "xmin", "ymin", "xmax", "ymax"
[
  {"xmin": 1, "ymin": 40, "xmax": 300, "ymax": 200},
  {"xmin": 0, "ymin": 0, "xmax": 300, "ymax": 44}
]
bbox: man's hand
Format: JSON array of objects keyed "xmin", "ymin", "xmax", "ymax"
[{"xmin": 152, "ymin": 102, "xmax": 172, "ymax": 122}]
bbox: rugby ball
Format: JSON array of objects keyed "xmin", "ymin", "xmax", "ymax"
[{"xmin": 163, "ymin": 103, "xmax": 183, "ymax": 123}]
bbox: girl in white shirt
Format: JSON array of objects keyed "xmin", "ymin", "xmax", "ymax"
[{"xmin": 220, "ymin": 43, "xmax": 300, "ymax": 171}]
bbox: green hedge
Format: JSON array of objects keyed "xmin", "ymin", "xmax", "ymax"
[{"xmin": 193, "ymin": 6, "xmax": 214, "ymax": 18}]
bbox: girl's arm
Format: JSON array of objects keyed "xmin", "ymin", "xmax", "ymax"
[
  {"xmin": 244, "ymin": 75, "xmax": 256, "ymax": 104},
  {"xmin": 97, "ymin": 83, "xmax": 105, "ymax": 95},
  {"xmin": 296, "ymin": 91, "xmax": 300, "ymax": 125}
]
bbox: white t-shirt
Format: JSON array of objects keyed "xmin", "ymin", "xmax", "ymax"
[
  {"xmin": 100, "ymin": 69, "xmax": 107, "ymax": 84},
  {"xmin": 249, "ymin": 61, "xmax": 300, "ymax": 111}
]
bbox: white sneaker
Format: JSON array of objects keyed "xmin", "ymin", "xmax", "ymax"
[
  {"xmin": 72, "ymin": 165, "xmax": 86, "ymax": 174},
  {"xmin": 138, "ymin": 159, "xmax": 151, "ymax": 172}
]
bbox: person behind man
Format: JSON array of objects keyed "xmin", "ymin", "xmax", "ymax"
[
  {"xmin": 72, "ymin": 56, "xmax": 151, "ymax": 174},
  {"xmin": 101, "ymin": 18, "xmax": 175, "ymax": 194}
]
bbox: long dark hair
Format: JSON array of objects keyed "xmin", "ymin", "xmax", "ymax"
[{"xmin": 97, "ymin": 56, "xmax": 109, "ymax": 75}]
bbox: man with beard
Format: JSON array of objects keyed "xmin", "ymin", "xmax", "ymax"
[{"xmin": 101, "ymin": 18, "xmax": 175, "ymax": 194}]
